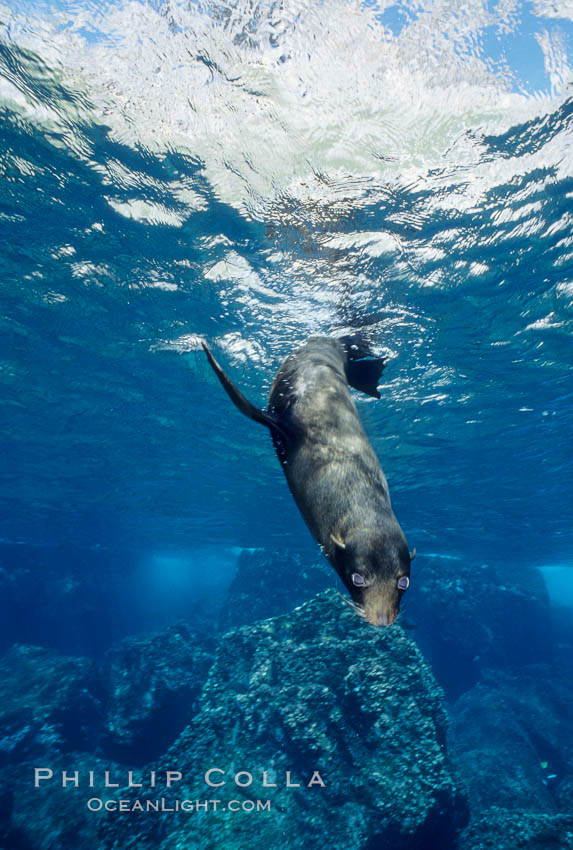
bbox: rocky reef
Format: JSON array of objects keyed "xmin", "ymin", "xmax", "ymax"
[
  {"xmin": 218, "ymin": 547, "xmax": 332, "ymax": 631},
  {"xmin": 460, "ymin": 808, "xmax": 573, "ymax": 850},
  {"xmin": 0, "ymin": 624, "xmax": 214, "ymax": 849},
  {"xmin": 0, "ymin": 589, "xmax": 468, "ymax": 850},
  {"xmin": 0, "ymin": 645, "xmax": 103, "ymax": 767},
  {"xmin": 1, "ymin": 754, "xmax": 119, "ymax": 850},
  {"xmin": 2, "ymin": 545, "xmax": 573, "ymax": 850},
  {"xmin": 100, "ymin": 623, "xmax": 216, "ymax": 765},
  {"xmin": 101, "ymin": 590, "xmax": 468, "ymax": 850},
  {"xmin": 448, "ymin": 663, "xmax": 573, "ymax": 849},
  {"xmin": 407, "ymin": 558, "xmax": 552, "ymax": 699},
  {"xmin": 0, "ymin": 646, "xmax": 109, "ymax": 849}
]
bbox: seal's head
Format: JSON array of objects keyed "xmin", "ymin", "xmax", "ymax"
[{"xmin": 330, "ymin": 530, "xmax": 414, "ymax": 627}]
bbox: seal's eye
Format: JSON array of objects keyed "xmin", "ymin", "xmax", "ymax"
[
  {"xmin": 351, "ymin": 573, "xmax": 367, "ymax": 587},
  {"xmin": 397, "ymin": 576, "xmax": 410, "ymax": 591}
]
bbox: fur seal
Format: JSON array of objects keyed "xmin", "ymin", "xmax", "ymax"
[{"xmin": 202, "ymin": 335, "xmax": 414, "ymax": 627}]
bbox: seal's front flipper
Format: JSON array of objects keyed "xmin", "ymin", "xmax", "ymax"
[
  {"xmin": 202, "ymin": 342, "xmax": 291, "ymax": 440},
  {"xmin": 339, "ymin": 335, "xmax": 386, "ymax": 399},
  {"xmin": 345, "ymin": 358, "xmax": 385, "ymax": 399}
]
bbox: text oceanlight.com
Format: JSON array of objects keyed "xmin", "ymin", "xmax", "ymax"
[{"xmin": 86, "ymin": 798, "xmax": 271, "ymax": 813}]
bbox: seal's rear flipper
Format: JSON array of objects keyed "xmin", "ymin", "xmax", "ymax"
[
  {"xmin": 202, "ymin": 342, "xmax": 292, "ymax": 440},
  {"xmin": 339, "ymin": 335, "xmax": 386, "ymax": 399}
]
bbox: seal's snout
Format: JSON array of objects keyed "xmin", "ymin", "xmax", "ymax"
[
  {"xmin": 372, "ymin": 609, "xmax": 398, "ymax": 627},
  {"xmin": 363, "ymin": 604, "xmax": 397, "ymax": 627}
]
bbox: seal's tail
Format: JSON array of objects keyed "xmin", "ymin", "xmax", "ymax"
[
  {"xmin": 202, "ymin": 342, "xmax": 291, "ymax": 440},
  {"xmin": 338, "ymin": 335, "xmax": 386, "ymax": 399}
]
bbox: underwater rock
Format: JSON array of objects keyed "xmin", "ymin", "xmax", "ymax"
[
  {"xmin": 0, "ymin": 754, "xmax": 119, "ymax": 850},
  {"xmin": 218, "ymin": 548, "xmax": 332, "ymax": 632},
  {"xmin": 460, "ymin": 807, "xmax": 573, "ymax": 850},
  {"xmin": 449, "ymin": 665, "xmax": 573, "ymax": 816},
  {"xmin": 408, "ymin": 559, "xmax": 552, "ymax": 698},
  {"xmin": 0, "ymin": 785, "xmax": 14, "ymax": 846},
  {"xmin": 100, "ymin": 623, "xmax": 216, "ymax": 766},
  {"xmin": 0, "ymin": 645, "xmax": 103, "ymax": 767},
  {"xmin": 100, "ymin": 590, "xmax": 468, "ymax": 850}
]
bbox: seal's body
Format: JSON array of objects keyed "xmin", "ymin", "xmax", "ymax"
[{"xmin": 202, "ymin": 336, "xmax": 413, "ymax": 626}]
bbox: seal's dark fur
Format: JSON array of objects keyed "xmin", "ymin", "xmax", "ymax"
[{"xmin": 202, "ymin": 335, "xmax": 412, "ymax": 626}]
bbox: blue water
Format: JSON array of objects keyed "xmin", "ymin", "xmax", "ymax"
[
  {"xmin": 1, "ymin": 26, "xmax": 571, "ymax": 562},
  {"xmin": 0, "ymin": 0, "xmax": 573, "ymax": 844}
]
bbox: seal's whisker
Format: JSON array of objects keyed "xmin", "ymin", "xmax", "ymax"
[
  {"xmin": 337, "ymin": 591, "xmax": 366, "ymax": 619},
  {"xmin": 337, "ymin": 590, "xmax": 353, "ymax": 608}
]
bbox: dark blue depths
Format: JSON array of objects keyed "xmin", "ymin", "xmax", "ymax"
[{"xmin": 1, "ymin": 34, "xmax": 573, "ymax": 850}]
